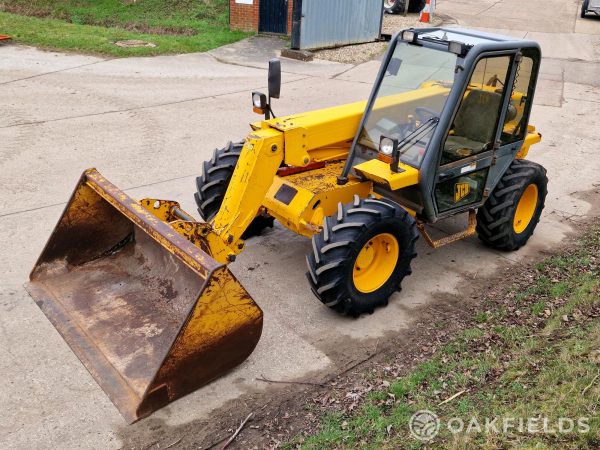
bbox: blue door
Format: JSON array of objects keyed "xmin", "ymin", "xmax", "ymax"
[{"xmin": 259, "ymin": 0, "xmax": 288, "ymax": 34}]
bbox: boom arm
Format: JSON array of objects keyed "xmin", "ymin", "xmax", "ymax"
[
  {"xmin": 211, "ymin": 129, "xmax": 284, "ymax": 261},
  {"xmin": 204, "ymin": 101, "xmax": 369, "ymax": 263}
]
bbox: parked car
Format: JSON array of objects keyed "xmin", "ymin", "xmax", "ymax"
[
  {"xmin": 581, "ymin": 0, "xmax": 600, "ymax": 17},
  {"xmin": 384, "ymin": 0, "xmax": 425, "ymax": 14}
]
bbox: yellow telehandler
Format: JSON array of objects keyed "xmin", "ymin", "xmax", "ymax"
[{"xmin": 27, "ymin": 28, "xmax": 547, "ymax": 422}]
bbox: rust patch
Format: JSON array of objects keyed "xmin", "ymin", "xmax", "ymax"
[
  {"xmin": 26, "ymin": 169, "xmax": 263, "ymax": 423},
  {"xmin": 277, "ymin": 161, "xmax": 326, "ymax": 177},
  {"xmin": 158, "ymin": 279, "xmax": 178, "ymax": 301}
]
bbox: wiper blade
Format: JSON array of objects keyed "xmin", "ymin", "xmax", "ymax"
[{"xmin": 397, "ymin": 116, "xmax": 439, "ymax": 152}]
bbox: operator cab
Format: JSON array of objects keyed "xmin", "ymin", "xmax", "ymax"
[{"xmin": 344, "ymin": 27, "xmax": 541, "ymax": 222}]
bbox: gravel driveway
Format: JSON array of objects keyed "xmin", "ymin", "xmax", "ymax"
[{"xmin": 313, "ymin": 12, "xmax": 444, "ymax": 64}]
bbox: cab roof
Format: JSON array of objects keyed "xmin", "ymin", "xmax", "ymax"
[
  {"xmin": 401, "ymin": 27, "xmax": 540, "ymax": 57},
  {"xmin": 416, "ymin": 27, "xmax": 520, "ymax": 45}
]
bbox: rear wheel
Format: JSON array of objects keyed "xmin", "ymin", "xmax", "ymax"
[
  {"xmin": 476, "ymin": 159, "xmax": 548, "ymax": 251},
  {"xmin": 194, "ymin": 141, "xmax": 274, "ymax": 238},
  {"xmin": 306, "ymin": 196, "xmax": 418, "ymax": 316},
  {"xmin": 582, "ymin": 0, "xmax": 589, "ymax": 18}
]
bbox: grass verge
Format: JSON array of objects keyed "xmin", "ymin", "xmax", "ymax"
[
  {"xmin": 287, "ymin": 223, "xmax": 600, "ymax": 449},
  {"xmin": 0, "ymin": 0, "xmax": 251, "ymax": 56}
]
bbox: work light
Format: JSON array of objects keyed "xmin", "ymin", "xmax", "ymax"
[
  {"xmin": 380, "ymin": 137, "xmax": 397, "ymax": 156},
  {"xmin": 448, "ymin": 40, "xmax": 468, "ymax": 56},
  {"xmin": 401, "ymin": 30, "xmax": 416, "ymax": 43},
  {"xmin": 252, "ymin": 92, "xmax": 267, "ymax": 114}
]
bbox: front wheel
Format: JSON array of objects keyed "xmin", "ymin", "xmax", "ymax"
[
  {"xmin": 306, "ymin": 196, "xmax": 418, "ymax": 316},
  {"xmin": 476, "ymin": 159, "xmax": 548, "ymax": 251}
]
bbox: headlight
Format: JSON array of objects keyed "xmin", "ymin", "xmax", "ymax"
[
  {"xmin": 380, "ymin": 137, "xmax": 396, "ymax": 156},
  {"xmin": 252, "ymin": 92, "xmax": 267, "ymax": 109}
]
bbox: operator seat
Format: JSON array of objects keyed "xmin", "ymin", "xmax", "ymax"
[{"xmin": 442, "ymin": 89, "xmax": 502, "ymax": 164}]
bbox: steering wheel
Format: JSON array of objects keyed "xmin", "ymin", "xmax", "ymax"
[
  {"xmin": 393, "ymin": 122, "xmax": 415, "ymax": 140},
  {"xmin": 415, "ymin": 107, "xmax": 440, "ymax": 124}
]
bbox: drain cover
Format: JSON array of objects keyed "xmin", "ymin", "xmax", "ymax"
[{"xmin": 114, "ymin": 39, "xmax": 156, "ymax": 48}]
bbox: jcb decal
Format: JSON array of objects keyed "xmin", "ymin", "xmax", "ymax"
[{"xmin": 454, "ymin": 182, "xmax": 471, "ymax": 202}]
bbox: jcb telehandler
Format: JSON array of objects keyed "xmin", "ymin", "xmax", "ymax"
[{"xmin": 27, "ymin": 28, "xmax": 547, "ymax": 421}]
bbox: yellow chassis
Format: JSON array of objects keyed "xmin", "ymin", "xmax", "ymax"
[{"xmin": 203, "ymin": 85, "xmax": 541, "ymax": 264}]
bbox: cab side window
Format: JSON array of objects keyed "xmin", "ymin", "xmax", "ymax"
[
  {"xmin": 441, "ymin": 56, "xmax": 511, "ymax": 165},
  {"xmin": 500, "ymin": 53, "xmax": 536, "ymax": 145}
]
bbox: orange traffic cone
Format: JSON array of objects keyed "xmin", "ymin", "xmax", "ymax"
[{"xmin": 420, "ymin": 0, "xmax": 432, "ymax": 23}]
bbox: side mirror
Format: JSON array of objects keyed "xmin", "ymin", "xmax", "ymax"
[
  {"xmin": 268, "ymin": 58, "xmax": 281, "ymax": 99},
  {"xmin": 251, "ymin": 59, "xmax": 281, "ymax": 120}
]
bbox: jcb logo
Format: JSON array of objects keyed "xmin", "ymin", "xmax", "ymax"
[{"xmin": 454, "ymin": 182, "xmax": 471, "ymax": 202}]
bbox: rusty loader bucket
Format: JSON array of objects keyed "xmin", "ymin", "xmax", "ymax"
[{"xmin": 25, "ymin": 169, "xmax": 263, "ymax": 423}]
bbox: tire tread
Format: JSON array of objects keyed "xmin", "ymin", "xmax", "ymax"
[
  {"xmin": 476, "ymin": 159, "xmax": 548, "ymax": 251},
  {"xmin": 306, "ymin": 198, "xmax": 418, "ymax": 316}
]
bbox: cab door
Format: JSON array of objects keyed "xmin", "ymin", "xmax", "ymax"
[{"xmin": 433, "ymin": 53, "xmax": 519, "ymax": 217}]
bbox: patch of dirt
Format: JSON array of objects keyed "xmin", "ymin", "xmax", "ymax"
[
  {"xmin": 116, "ymin": 190, "xmax": 600, "ymax": 449},
  {"xmin": 0, "ymin": 4, "xmax": 56, "ymax": 19},
  {"xmin": 0, "ymin": 4, "xmax": 197, "ymax": 36},
  {"xmin": 114, "ymin": 39, "xmax": 157, "ymax": 48},
  {"xmin": 113, "ymin": 22, "xmax": 197, "ymax": 37}
]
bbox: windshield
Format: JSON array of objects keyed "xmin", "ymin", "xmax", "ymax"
[{"xmin": 355, "ymin": 41, "xmax": 457, "ymax": 168}]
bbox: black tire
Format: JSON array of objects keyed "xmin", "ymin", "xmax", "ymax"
[
  {"xmin": 476, "ymin": 159, "xmax": 548, "ymax": 251},
  {"xmin": 411, "ymin": 0, "xmax": 426, "ymax": 12},
  {"xmin": 194, "ymin": 141, "xmax": 274, "ymax": 238},
  {"xmin": 582, "ymin": 0, "xmax": 589, "ymax": 18},
  {"xmin": 306, "ymin": 196, "xmax": 418, "ymax": 316},
  {"xmin": 384, "ymin": 0, "xmax": 425, "ymax": 14}
]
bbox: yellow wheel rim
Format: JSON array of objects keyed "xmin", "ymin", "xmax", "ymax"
[
  {"xmin": 353, "ymin": 233, "xmax": 400, "ymax": 294},
  {"xmin": 513, "ymin": 184, "xmax": 538, "ymax": 234}
]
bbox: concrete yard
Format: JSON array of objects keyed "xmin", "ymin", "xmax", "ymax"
[{"xmin": 0, "ymin": 0, "xmax": 599, "ymax": 448}]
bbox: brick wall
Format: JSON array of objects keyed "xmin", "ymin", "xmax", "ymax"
[
  {"xmin": 230, "ymin": 0, "xmax": 295, "ymax": 35},
  {"xmin": 287, "ymin": 0, "xmax": 293, "ymax": 34},
  {"xmin": 229, "ymin": 0, "xmax": 259, "ymax": 32}
]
